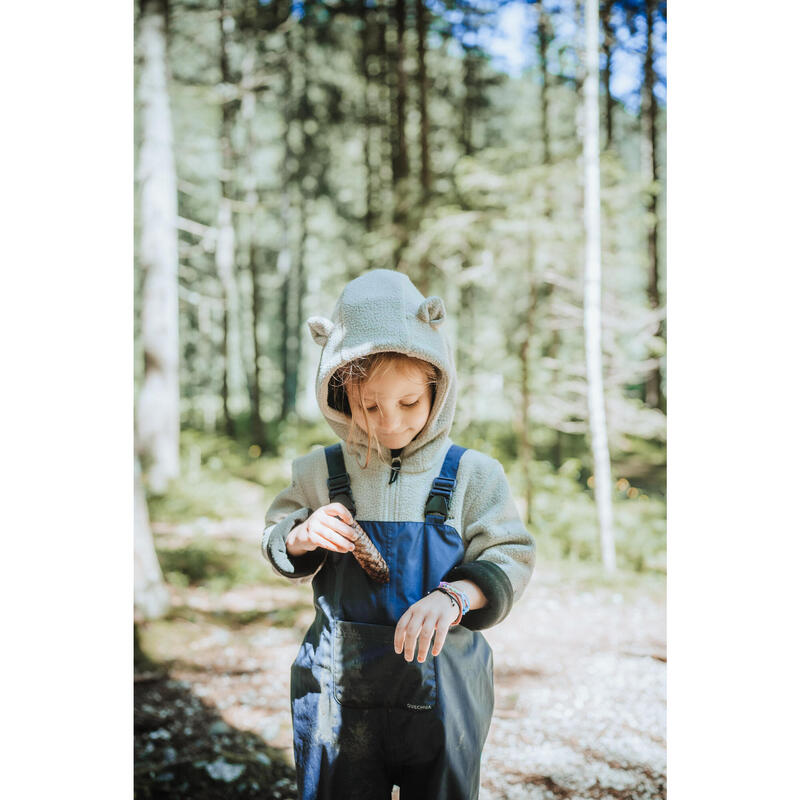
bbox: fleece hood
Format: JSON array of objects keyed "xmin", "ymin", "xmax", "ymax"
[{"xmin": 306, "ymin": 269, "xmax": 458, "ymax": 473}]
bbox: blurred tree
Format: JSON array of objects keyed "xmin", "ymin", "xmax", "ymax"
[
  {"xmin": 537, "ymin": 2, "xmax": 553, "ymax": 163},
  {"xmin": 279, "ymin": 20, "xmax": 299, "ymax": 420},
  {"xmin": 137, "ymin": 0, "xmax": 181, "ymax": 493},
  {"xmin": 216, "ymin": 0, "xmax": 243, "ymax": 437},
  {"xmin": 391, "ymin": 0, "xmax": 411, "ymax": 267},
  {"xmin": 360, "ymin": 0, "xmax": 377, "ymax": 232},
  {"xmin": 642, "ymin": 0, "xmax": 663, "ymax": 412},
  {"xmin": 415, "ymin": 0, "xmax": 432, "ymax": 204},
  {"xmin": 134, "ymin": 454, "xmax": 170, "ymax": 619},
  {"xmin": 600, "ymin": 0, "xmax": 614, "ymax": 149},
  {"xmin": 240, "ymin": 48, "xmax": 268, "ymax": 448},
  {"xmin": 581, "ymin": 0, "xmax": 617, "ymax": 572}
]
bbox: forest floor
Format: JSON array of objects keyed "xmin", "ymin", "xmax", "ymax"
[{"xmin": 135, "ymin": 516, "xmax": 665, "ymax": 800}]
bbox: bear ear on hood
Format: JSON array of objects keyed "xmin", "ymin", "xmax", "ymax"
[
  {"xmin": 307, "ymin": 316, "xmax": 335, "ymax": 346},
  {"xmin": 416, "ymin": 296, "xmax": 446, "ymax": 328}
]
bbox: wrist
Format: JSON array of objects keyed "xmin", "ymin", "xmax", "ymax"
[
  {"xmin": 432, "ymin": 587, "xmax": 461, "ymax": 625},
  {"xmin": 447, "ymin": 579, "xmax": 487, "ymax": 612},
  {"xmin": 434, "ymin": 581, "xmax": 469, "ymax": 626}
]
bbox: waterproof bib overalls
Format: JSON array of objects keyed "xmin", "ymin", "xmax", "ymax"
[{"xmin": 290, "ymin": 443, "xmax": 494, "ymax": 800}]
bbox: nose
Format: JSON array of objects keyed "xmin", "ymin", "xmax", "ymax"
[{"xmin": 378, "ymin": 414, "xmax": 404, "ymax": 435}]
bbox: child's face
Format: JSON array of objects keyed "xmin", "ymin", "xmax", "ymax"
[{"xmin": 346, "ymin": 364, "xmax": 433, "ymax": 450}]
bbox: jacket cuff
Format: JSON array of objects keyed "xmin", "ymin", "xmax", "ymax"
[
  {"xmin": 443, "ymin": 560, "xmax": 514, "ymax": 630},
  {"xmin": 264, "ymin": 508, "xmax": 326, "ymax": 579}
]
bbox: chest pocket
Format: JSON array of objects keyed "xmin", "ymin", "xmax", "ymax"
[{"xmin": 332, "ymin": 620, "xmax": 437, "ymax": 712}]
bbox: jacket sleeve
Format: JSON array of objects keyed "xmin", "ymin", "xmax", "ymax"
[
  {"xmin": 261, "ymin": 458, "xmax": 328, "ymax": 582},
  {"xmin": 444, "ymin": 456, "xmax": 536, "ymax": 631}
]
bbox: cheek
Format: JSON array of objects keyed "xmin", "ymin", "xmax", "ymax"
[{"xmin": 412, "ymin": 404, "xmax": 432, "ymax": 426}]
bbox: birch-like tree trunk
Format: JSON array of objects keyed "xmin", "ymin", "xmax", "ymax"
[
  {"xmin": 137, "ymin": 0, "xmax": 180, "ymax": 494},
  {"xmin": 582, "ymin": 0, "xmax": 617, "ymax": 572},
  {"xmin": 134, "ymin": 454, "xmax": 170, "ymax": 620},
  {"xmin": 519, "ymin": 240, "xmax": 537, "ymax": 527},
  {"xmin": 217, "ymin": 0, "xmax": 242, "ymax": 437}
]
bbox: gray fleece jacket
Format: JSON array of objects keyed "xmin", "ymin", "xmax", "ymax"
[{"xmin": 262, "ymin": 269, "xmax": 535, "ymax": 630}]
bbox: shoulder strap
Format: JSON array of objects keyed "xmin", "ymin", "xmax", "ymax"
[
  {"xmin": 324, "ymin": 444, "xmax": 357, "ymax": 517},
  {"xmin": 424, "ymin": 444, "xmax": 467, "ymax": 522}
]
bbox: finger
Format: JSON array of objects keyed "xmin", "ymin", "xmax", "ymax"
[
  {"xmin": 416, "ymin": 619, "xmax": 436, "ymax": 663},
  {"xmin": 309, "ymin": 521, "xmax": 353, "ymax": 553},
  {"xmin": 394, "ymin": 613, "xmax": 410, "ymax": 654},
  {"xmin": 431, "ymin": 620, "xmax": 449, "ymax": 657},
  {"xmin": 329, "ymin": 503, "xmax": 355, "ymax": 525},
  {"xmin": 307, "ymin": 530, "xmax": 352, "ymax": 554},
  {"xmin": 313, "ymin": 522, "xmax": 355, "ymax": 550},
  {"xmin": 322, "ymin": 516, "xmax": 356, "ymax": 542},
  {"xmin": 404, "ymin": 615, "xmax": 421, "ymax": 662}
]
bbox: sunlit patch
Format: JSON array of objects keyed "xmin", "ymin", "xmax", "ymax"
[{"xmin": 248, "ymin": 445, "xmax": 261, "ymax": 458}]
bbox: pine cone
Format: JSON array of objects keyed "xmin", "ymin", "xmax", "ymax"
[{"xmin": 350, "ymin": 520, "xmax": 390, "ymax": 583}]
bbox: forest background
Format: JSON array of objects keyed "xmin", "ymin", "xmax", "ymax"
[
  {"xmin": 134, "ymin": 0, "xmax": 667, "ymax": 598},
  {"xmin": 132, "ymin": 0, "xmax": 667, "ymax": 796}
]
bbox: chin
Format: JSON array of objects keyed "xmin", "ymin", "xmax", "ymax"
[{"xmin": 380, "ymin": 432, "xmax": 413, "ymax": 447}]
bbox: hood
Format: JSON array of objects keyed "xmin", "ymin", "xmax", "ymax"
[{"xmin": 306, "ymin": 269, "xmax": 458, "ymax": 473}]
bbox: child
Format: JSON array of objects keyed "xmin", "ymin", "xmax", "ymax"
[{"xmin": 262, "ymin": 269, "xmax": 535, "ymax": 800}]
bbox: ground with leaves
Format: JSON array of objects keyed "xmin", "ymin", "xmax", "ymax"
[{"xmin": 135, "ymin": 517, "xmax": 665, "ymax": 800}]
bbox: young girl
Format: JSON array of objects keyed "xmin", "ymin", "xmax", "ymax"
[{"xmin": 262, "ymin": 269, "xmax": 535, "ymax": 799}]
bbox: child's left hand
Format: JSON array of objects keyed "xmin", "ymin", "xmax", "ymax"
[{"xmin": 394, "ymin": 591, "xmax": 460, "ymax": 663}]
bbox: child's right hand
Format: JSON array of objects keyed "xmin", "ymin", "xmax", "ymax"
[{"xmin": 285, "ymin": 503, "xmax": 357, "ymax": 557}]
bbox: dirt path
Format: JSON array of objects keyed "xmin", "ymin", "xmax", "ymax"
[
  {"xmin": 480, "ymin": 563, "xmax": 665, "ymax": 799},
  {"xmin": 136, "ymin": 527, "xmax": 665, "ymax": 799}
]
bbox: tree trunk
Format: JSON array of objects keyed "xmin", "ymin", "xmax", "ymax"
[
  {"xmin": 519, "ymin": 245, "xmax": 538, "ymax": 527},
  {"xmin": 136, "ymin": 0, "xmax": 180, "ymax": 494},
  {"xmin": 461, "ymin": 51, "xmax": 475, "ymax": 156},
  {"xmin": 217, "ymin": 0, "xmax": 241, "ymax": 438},
  {"xmin": 582, "ymin": 0, "xmax": 617, "ymax": 573},
  {"xmin": 391, "ymin": 0, "xmax": 409, "ymax": 268},
  {"xmin": 360, "ymin": 0, "xmax": 376, "ymax": 232},
  {"xmin": 415, "ymin": 0, "xmax": 431, "ymax": 203},
  {"xmin": 642, "ymin": 0, "xmax": 663, "ymax": 411},
  {"xmin": 279, "ymin": 25, "xmax": 294, "ymax": 420},
  {"xmin": 241, "ymin": 53, "xmax": 266, "ymax": 448},
  {"xmin": 601, "ymin": 0, "xmax": 614, "ymax": 149},
  {"xmin": 134, "ymin": 454, "xmax": 170, "ymax": 620},
  {"xmin": 377, "ymin": 0, "xmax": 392, "ymax": 230},
  {"xmin": 392, "ymin": 0, "xmax": 409, "ymax": 183},
  {"xmin": 537, "ymin": 7, "xmax": 551, "ymax": 164}
]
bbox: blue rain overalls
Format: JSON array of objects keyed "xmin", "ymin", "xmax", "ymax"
[{"xmin": 289, "ymin": 443, "xmax": 495, "ymax": 800}]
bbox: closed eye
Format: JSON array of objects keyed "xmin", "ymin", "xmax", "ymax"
[{"xmin": 365, "ymin": 400, "xmax": 419, "ymax": 412}]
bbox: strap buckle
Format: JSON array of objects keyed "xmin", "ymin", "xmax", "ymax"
[{"xmin": 326, "ymin": 474, "xmax": 351, "ymax": 495}]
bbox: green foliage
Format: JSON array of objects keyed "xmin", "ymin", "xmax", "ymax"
[
  {"xmin": 455, "ymin": 419, "xmax": 521, "ymax": 463},
  {"xmin": 504, "ymin": 457, "xmax": 665, "ymax": 576},
  {"xmin": 157, "ymin": 535, "xmax": 271, "ymax": 594},
  {"xmin": 147, "ymin": 425, "xmax": 342, "ymax": 523}
]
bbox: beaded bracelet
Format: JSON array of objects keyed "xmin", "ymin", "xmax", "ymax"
[
  {"xmin": 436, "ymin": 581, "xmax": 470, "ymax": 626},
  {"xmin": 433, "ymin": 587, "xmax": 461, "ymax": 625}
]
